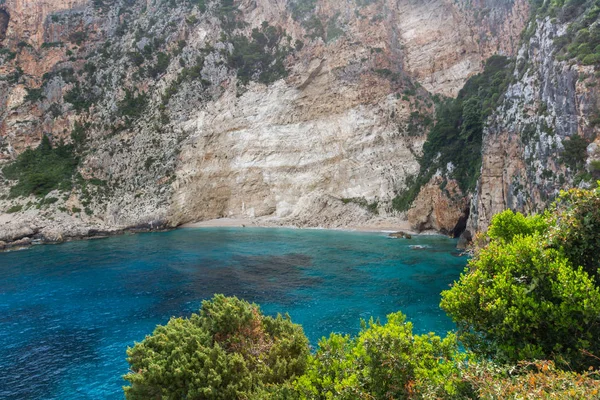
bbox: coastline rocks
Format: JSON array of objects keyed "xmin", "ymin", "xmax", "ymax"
[
  {"xmin": 0, "ymin": 214, "xmax": 177, "ymax": 251},
  {"xmin": 0, "ymin": 224, "xmax": 35, "ymax": 242},
  {"xmin": 9, "ymin": 237, "xmax": 32, "ymax": 248},
  {"xmin": 389, "ymin": 231, "xmax": 412, "ymax": 239}
]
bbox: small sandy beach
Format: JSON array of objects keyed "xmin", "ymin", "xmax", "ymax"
[{"xmin": 180, "ymin": 218, "xmax": 423, "ymax": 235}]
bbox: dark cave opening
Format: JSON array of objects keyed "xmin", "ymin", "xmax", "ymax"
[{"xmin": 452, "ymin": 203, "xmax": 471, "ymax": 239}]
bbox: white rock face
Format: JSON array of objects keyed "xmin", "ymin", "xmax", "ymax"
[
  {"xmin": 396, "ymin": 0, "xmax": 529, "ymax": 97},
  {"xmin": 170, "ymin": 76, "xmax": 421, "ymax": 225}
]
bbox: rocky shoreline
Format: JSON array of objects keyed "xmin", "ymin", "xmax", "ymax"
[{"xmin": 0, "ymin": 221, "xmax": 174, "ymax": 252}]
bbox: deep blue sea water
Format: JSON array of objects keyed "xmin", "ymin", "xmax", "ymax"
[{"xmin": 0, "ymin": 228, "xmax": 467, "ymax": 399}]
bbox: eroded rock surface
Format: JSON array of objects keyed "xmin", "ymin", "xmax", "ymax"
[{"xmin": 408, "ymin": 177, "xmax": 470, "ymax": 236}]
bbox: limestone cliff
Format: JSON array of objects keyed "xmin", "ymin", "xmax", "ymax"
[
  {"xmin": 0, "ymin": 0, "xmax": 528, "ymax": 245},
  {"xmin": 467, "ymin": 12, "xmax": 600, "ymax": 235}
]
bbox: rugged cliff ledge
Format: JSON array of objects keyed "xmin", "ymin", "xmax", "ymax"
[{"xmin": 0, "ymin": 0, "xmax": 538, "ymax": 246}]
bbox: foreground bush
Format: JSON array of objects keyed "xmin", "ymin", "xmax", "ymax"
[
  {"xmin": 441, "ymin": 233, "xmax": 600, "ymax": 369},
  {"xmin": 464, "ymin": 361, "xmax": 600, "ymax": 399},
  {"xmin": 123, "ymin": 187, "xmax": 600, "ymax": 398},
  {"xmin": 124, "ymin": 296, "xmax": 600, "ymax": 399},
  {"xmin": 294, "ymin": 312, "xmax": 469, "ymax": 399},
  {"xmin": 442, "ymin": 186, "xmax": 600, "ymax": 370},
  {"xmin": 123, "ymin": 295, "xmax": 309, "ymax": 399}
]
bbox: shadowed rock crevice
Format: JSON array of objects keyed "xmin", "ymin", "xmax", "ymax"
[{"xmin": 0, "ymin": 9, "xmax": 9, "ymax": 43}]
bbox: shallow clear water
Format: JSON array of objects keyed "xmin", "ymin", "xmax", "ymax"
[{"xmin": 0, "ymin": 228, "xmax": 467, "ymax": 399}]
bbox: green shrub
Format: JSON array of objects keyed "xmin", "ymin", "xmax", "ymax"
[
  {"xmin": 2, "ymin": 136, "xmax": 78, "ymax": 198},
  {"xmin": 486, "ymin": 210, "xmax": 548, "ymax": 243},
  {"xmin": 41, "ymin": 42, "xmax": 64, "ymax": 49},
  {"xmin": 190, "ymin": 0, "xmax": 206, "ymax": 12},
  {"xmin": 118, "ymin": 90, "xmax": 148, "ymax": 120},
  {"xmin": 341, "ymin": 197, "xmax": 378, "ymax": 214},
  {"xmin": 70, "ymin": 122, "xmax": 87, "ymax": 149},
  {"xmin": 69, "ymin": 31, "xmax": 87, "ymax": 45},
  {"xmin": 228, "ymin": 22, "xmax": 291, "ymax": 85},
  {"xmin": 0, "ymin": 48, "xmax": 17, "ymax": 61},
  {"xmin": 64, "ymin": 83, "xmax": 96, "ymax": 112},
  {"xmin": 561, "ymin": 134, "xmax": 589, "ymax": 170},
  {"xmin": 326, "ymin": 14, "xmax": 344, "ymax": 43},
  {"xmin": 392, "ymin": 55, "xmax": 514, "ymax": 211},
  {"xmin": 147, "ymin": 52, "xmax": 170, "ymax": 78},
  {"xmin": 288, "ymin": 0, "xmax": 317, "ymax": 21},
  {"xmin": 25, "ymin": 88, "xmax": 45, "ymax": 103},
  {"xmin": 441, "ymin": 189, "xmax": 600, "ymax": 371},
  {"xmin": 547, "ymin": 185, "xmax": 600, "ymax": 279},
  {"xmin": 6, "ymin": 204, "xmax": 23, "ymax": 213},
  {"xmin": 294, "ymin": 312, "xmax": 469, "ymax": 399},
  {"xmin": 128, "ymin": 52, "xmax": 145, "ymax": 67},
  {"xmin": 442, "ymin": 233, "xmax": 600, "ymax": 370},
  {"xmin": 123, "ymin": 295, "xmax": 309, "ymax": 400}
]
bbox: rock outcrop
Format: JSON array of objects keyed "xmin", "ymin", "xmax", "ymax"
[{"xmin": 408, "ymin": 177, "xmax": 469, "ymax": 236}]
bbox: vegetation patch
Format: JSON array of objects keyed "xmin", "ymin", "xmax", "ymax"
[
  {"xmin": 442, "ymin": 185, "xmax": 600, "ymax": 370},
  {"xmin": 118, "ymin": 89, "xmax": 148, "ymax": 121},
  {"xmin": 561, "ymin": 134, "xmax": 589, "ymax": 171},
  {"xmin": 123, "ymin": 295, "xmax": 309, "ymax": 399},
  {"xmin": 64, "ymin": 83, "xmax": 97, "ymax": 112},
  {"xmin": 392, "ymin": 55, "xmax": 514, "ymax": 211},
  {"xmin": 228, "ymin": 22, "xmax": 293, "ymax": 85},
  {"xmin": 6, "ymin": 204, "xmax": 23, "ymax": 213},
  {"xmin": 341, "ymin": 197, "xmax": 379, "ymax": 214},
  {"xmin": 24, "ymin": 88, "xmax": 44, "ymax": 103},
  {"xmin": 3, "ymin": 136, "xmax": 78, "ymax": 198}
]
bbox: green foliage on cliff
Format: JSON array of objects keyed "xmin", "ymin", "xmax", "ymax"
[
  {"xmin": 288, "ymin": 0, "xmax": 317, "ymax": 24},
  {"xmin": 2, "ymin": 136, "xmax": 78, "ymax": 198},
  {"xmin": 442, "ymin": 185, "xmax": 600, "ymax": 371},
  {"xmin": 118, "ymin": 89, "xmax": 148, "ymax": 120},
  {"xmin": 561, "ymin": 134, "xmax": 589, "ymax": 171},
  {"xmin": 123, "ymin": 295, "xmax": 309, "ymax": 400},
  {"xmin": 64, "ymin": 83, "xmax": 97, "ymax": 112},
  {"xmin": 228, "ymin": 22, "xmax": 292, "ymax": 85},
  {"xmin": 392, "ymin": 55, "xmax": 514, "ymax": 212},
  {"xmin": 529, "ymin": 0, "xmax": 600, "ymax": 64},
  {"xmin": 146, "ymin": 52, "xmax": 171, "ymax": 78},
  {"xmin": 24, "ymin": 88, "xmax": 45, "ymax": 103}
]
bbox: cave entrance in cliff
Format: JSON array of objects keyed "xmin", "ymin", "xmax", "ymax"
[
  {"xmin": 451, "ymin": 204, "xmax": 470, "ymax": 239},
  {"xmin": 0, "ymin": 9, "xmax": 9, "ymax": 43}
]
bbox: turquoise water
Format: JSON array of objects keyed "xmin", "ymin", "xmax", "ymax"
[{"xmin": 0, "ymin": 228, "xmax": 467, "ymax": 399}]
